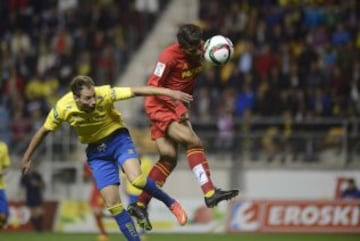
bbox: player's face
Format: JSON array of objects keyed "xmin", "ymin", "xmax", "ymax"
[
  {"xmin": 75, "ymin": 86, "xmax": 96, "ymax": 112},
  {"xmin": 183, "ymin": 42, "xmax": 203, "ymax": 62}
]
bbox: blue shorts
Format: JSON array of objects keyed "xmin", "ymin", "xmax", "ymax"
[
  {"xmin": 86, "ymin": 128, "xmax": 139, "ymax": 190},
  {"xmin": 0, "ymin": 189, "xmax": 9, "ymax": 215}
]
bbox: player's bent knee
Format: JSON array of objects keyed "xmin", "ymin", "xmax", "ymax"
[
  {"xmin": 186, "ymin": 136, "xmax": 203, "ymax": 148},
  {"xmin": 107, "ymin": 203, "xmax": 124, "ymax": 216},
  {"xmin": 131, "ymin": 173, "xmax": 147, "ymax": 189}
]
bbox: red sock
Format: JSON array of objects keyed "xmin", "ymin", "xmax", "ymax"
[
  {"xmin": 187, "ymin": 148, "xmax": 215, "ymax": 195},
  {"xmin": 95, "ymin": 214, "xmax": 107, "ymax": 236},
  {"xmin": 137, "ymin": 160, "xmax": 175, "ymax": 206}
]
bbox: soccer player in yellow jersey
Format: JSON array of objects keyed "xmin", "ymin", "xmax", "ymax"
[
  {"xmin": 21, "ymin": 75, "xmax": 192, "ymax": 241},
  {"xmin": 0, "ymin": 141, "xmax": 11, "ymax": 229}
]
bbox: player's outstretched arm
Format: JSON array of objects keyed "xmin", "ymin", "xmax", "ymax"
[
  {"xmin": 130, "ymin": 86, "xmax": 193, "ymax": 103},
  {"xmin": 21, "ymin": 126, "xmax": 51, "ymax": 175}
]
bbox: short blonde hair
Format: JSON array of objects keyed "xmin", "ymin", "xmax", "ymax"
[{"xmin": 70, "ymin": 75, "xmax": 95, "ymax": 96}]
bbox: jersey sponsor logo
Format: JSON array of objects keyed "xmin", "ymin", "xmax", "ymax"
[
  {"xmin": 70, "ymin": 113, "xmax": 84, "ymax": 122},
  {"xmin": 181, "ymin": 66, "xmax": 203, "ymax": 78},
  {"xmin": 92, "ymin": 113, "xmax": 105, "ymax": 121},
  {"xmin": 154, "ymin": 62, "xmax": 166, "ymax": 77}
]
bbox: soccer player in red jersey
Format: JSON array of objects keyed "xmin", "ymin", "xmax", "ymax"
[{"xmin": 127, "ymin": 24, "xmax": 239, "ymax": 230}]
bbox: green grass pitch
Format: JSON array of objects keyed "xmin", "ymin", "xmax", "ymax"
[{"xmin": 0, "ymin": 233, "xmax": 359, "ymax": 241}]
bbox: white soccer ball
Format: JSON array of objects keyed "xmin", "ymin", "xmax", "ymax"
[{"xmin": 203, "ymin": 35, "xmax": 234, "ymax": 65}]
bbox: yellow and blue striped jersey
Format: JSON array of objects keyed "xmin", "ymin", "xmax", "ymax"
[
  {"xmin": 44, "ymin": 85, "xmax": 133, "ymax": 144},
  {"xmin": 0, "ymin": 142, "xmax": 11, "ymax": 189}
]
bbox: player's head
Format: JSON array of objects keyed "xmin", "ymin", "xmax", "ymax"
[
  {"xmin": 177, "ymin": 23, "xmax": 203, "ymax": 61},
  {"xmin": 70, "ymin": 75, "xmax": 96, "ymax": 112}
]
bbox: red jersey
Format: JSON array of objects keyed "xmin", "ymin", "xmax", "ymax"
[
  {"xmin": 144, "ymin": 43, "xmax": 203, "ymax": 139},
  {"xmin": 145, "ymin": 43, "xmax": 203, "ymax": 108},
  {"xmin": 147, "ymin": 43, "xmax": 202, "ymax": 92}
]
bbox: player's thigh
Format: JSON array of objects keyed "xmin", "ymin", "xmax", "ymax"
[
  {"xmin": 167, "ymin": 121, "xmax": 201, "ymax": 146},
  {"xmin": 122, "ymin": 157, "xmax": 142, "ymax": 182},
  {"xmin": 100, "ymin": 184, "xmax": 122, "ymax": 207},
  {"xmin": 155, "ymin": 136, "xmax": 178, "ymax": 159},
  {"xmin": 88, "ymin": 159, "xmax": 120, "ymax": 190}
]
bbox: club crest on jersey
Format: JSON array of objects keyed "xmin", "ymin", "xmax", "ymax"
[
  {"xmin": 154, "ymin": 62, "xmax": 166, "ymax": 77},
  {"xmin": 181, "ymin": 66, "xmax": 203, "ymax": 78}
]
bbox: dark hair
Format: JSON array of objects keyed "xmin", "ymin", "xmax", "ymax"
[
  {"xmin": 177, "ymin": 24, "xmax": 202, "ymax": 49},
  {"xmin": 70, "ymin": 75, "xmax": 95, "ymax": 97}
]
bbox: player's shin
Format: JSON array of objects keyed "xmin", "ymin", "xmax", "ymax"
[
  {"xmin": 137, "ymin": 160, "xmax": 174, "ymax": 206},
  {"xmin": 131, "ymin": 173, "xmax": 174, "ymax": 207},
  {"xmin": 187, "ymin": 148, "xmax": 215, "ymax": 197},
  {"xmin": 108, "ymin": 203, "xmax": 140, "ymax": 241},
  {"xmin": 95, "ymin": 213, "xmax": 107, "ymax": 236}
]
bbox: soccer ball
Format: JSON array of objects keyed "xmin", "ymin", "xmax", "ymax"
[{"xmin": 203, "ymin": 35, "xmax": 234, "ymax": 65}]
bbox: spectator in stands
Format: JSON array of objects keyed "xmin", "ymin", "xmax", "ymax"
[
  {"xmin": 341, "ymin": 178, "xmax": 360, "ymax": 200},
  {"xmin": 0, "ymin": 141, "xmax": 11, "ymax": 229},
  {"xmin": 215, "ymin": 106, "xmax": 235, "ymax": 152},
  {"xmin": 20, "ymin": 168, "xmax": 45, "ymax": 232},
  {"xmin": 0, "ymin": 104, "xmax": 11, "ymax": 146},
  {"xmin": 11, "ymin": 107, "xmax": 32, "ymax": 146},
  {"xmin": 235, "ymin": 81, "xmax": 255, "ymax": 117}
]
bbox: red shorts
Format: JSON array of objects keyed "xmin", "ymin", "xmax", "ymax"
[{"xmin": 145, "ymin": 98, "xmax": 187, "ymax": 139}]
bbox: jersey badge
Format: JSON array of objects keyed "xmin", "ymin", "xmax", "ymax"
[{"xmin": 154, "ymin": 62, "xmax": 166, "ymax": 77}]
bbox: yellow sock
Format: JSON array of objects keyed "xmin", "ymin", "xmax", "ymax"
[
  {"xmin": 204, "ymin": 190, "xmax": 215, "ymax": 198},
  {"xmin": 136, "ymin": 202, "xmax": 146, "ymax": 208},
  {"xmin": 107, "ymin": 203, "xmax": 124, "ymax": 216}
]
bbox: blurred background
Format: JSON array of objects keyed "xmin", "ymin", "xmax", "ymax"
[{"xmin": 1, "ymin": 0, "xmax": 360, "ymax": 236}]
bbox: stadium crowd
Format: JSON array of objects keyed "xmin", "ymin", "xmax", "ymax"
[
  {"xmin": 1, "ymin": 0, "xmax": 359, "ymax": 160},
  {"xmin": 179, "ymin": 0, "xmax": 360, "ymax": 160},
  {"xmin": 0, "ymin": 0, "xmax": 168, "ymax": 153},
  {"xmin": 193, "ymin": 0, "xmax": 359, "ymax": 123}
]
